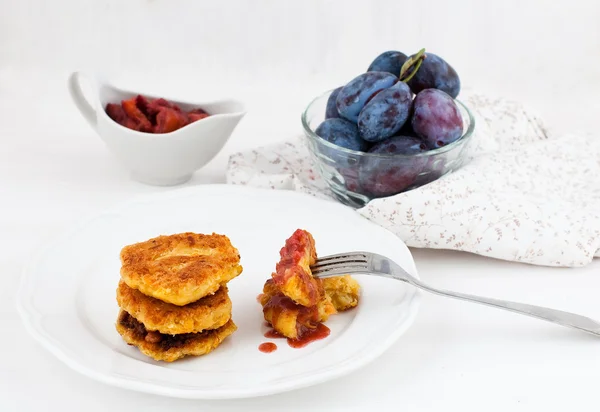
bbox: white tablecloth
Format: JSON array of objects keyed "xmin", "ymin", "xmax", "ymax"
[{"xmin": 2, "ymin": 67, "xmax": 600, "ymax": 412}]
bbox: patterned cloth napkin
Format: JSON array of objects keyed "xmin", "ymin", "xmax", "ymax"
[{"xmin": 226, "ymin": 92, "xmax": 600, "ymax": 267}]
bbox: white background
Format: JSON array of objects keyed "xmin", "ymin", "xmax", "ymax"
[{"xmin": 2, "ymin": 1, "xmax": 600, "ymax": 411}]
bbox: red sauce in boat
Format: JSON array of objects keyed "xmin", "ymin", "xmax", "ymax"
[
  {"xmin": 258, "ymin": 342, "xmax": 278, "ymax": 353},
  {"xmin": 105, "ymin": 95, "xmax": 210, "ymax": 134}
]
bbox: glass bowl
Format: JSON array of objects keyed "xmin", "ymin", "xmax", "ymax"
[{"xmin": 301, "ymin": 89, "xmax": 475, "ymax": 208}]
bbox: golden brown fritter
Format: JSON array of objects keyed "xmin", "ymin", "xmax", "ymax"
[
  {"xmin": 322, "ymin": 275, "xmax": 360, "ymax": 312},
  {"xmin": 271, "ymin": 229, "xmax": 322, "ymax": 307},
  {"xmin": 120, "ymin": 232, "xmax": 243, "ymax": 306},
  {"xmin": 259, "ymin": 279, "xmax": 336, "ymax": 339},
  {"xmin": 116, "ymin": 281, "xmax": 232, "ymax": 335},
  {"xmin": 116, "ymin": 310, "xmax": 237, "ymax": 362},
  {"xmin": 260, "ymin": 229, "xmax": 361, "ymax": 340}
]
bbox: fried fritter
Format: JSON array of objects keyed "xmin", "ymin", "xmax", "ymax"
[
  {"xmin": 322, "ymin": 275, "xmax": 360, "ymax": 311},
  {"xmin": 259, "ymin": 279, "xmax": 336, "ymax": 339},
  {"xmin": 120, "ymin": 232, "xmax": 243, "ymax": 306},
  {"xmin": 260, "ymin": 229, "xmax": 361, "ymax": 340},
  {"xmin": 271, "ymin": 229, "xmax": 322, "ymax": 307},
  {"xmin": 116, "ymin": 281, "xmax": 231, "ymax": 335},
  {"xmin": 116, "ymin": 310, "xmax": 236, "ymax": 362}
]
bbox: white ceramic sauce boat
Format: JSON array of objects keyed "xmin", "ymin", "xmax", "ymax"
[{"xmin": 68, "ymin": 72, "xmax": 246, "ymax": 186}]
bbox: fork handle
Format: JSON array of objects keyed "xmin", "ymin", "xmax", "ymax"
[{"xmin": 406, "ymin": 277, "xmax": 600, "ymax": 336}]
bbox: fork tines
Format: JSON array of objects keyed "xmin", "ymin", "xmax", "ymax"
[{"xmin": 310, "ymin": 252, "xmax": 369, "ymax": 277}]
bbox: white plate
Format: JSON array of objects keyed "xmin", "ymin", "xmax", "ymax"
[{"xmin": 17, "ymin": 185, "xmax": 420, "ymax": 399}]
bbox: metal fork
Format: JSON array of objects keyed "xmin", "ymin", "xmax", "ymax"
[{"xmin": 311, "ymin": 251, "xmax": 600, "ymax": 337}]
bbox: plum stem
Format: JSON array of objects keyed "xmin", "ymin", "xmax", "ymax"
[{"xmin": 399, "ymin": 48, "xmax": 426, "ymax": 83}]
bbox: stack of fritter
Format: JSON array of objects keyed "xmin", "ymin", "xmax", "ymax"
[
  {"xmin": 259, "ymin": 229, "xmax": 360, "ymax": 340},
  {"xmin": 115, "ymin": 232, "xmax": 243, "ymax": 362}
]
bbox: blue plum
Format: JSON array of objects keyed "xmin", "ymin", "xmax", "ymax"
[
  {"xmin": 336, "ymin": 72, "xmax": 397, "ymax": 123},
  {"xmin": 315, "ymin": 118, "xmax": 369, "ymax": 152},
  {"xmin": 357, "ymin": 82, "xmax": 412, "ymax": 142},
  {"xmin": 369, "ymin": 135, "xmax": 428, "ymax": 155},
  {"xmin": 325, "ymin": 87, "xmax": 342, "ymax": 119},
  {"xmin": 407, "ymin": 53, "xmax": 460, "ymax": 98},
  {"xmin": 336, "ymin": 166, "xmax": 362, "ymax": 193},
  {"xmin": 397, "ymin": 118, "xmax": 418, "ymax": 137},
  {"xmin": 415, "ymin": 156, "xmax": 446, "ymax": 186},
  {"xmin": 358, "ymin": 135, "xmax": 428, "ymax": 197},
  {"xmin": 367, "ymin": 51, "xmax": 408, "ymax": 77},
  {"xmin": 412, "ymin": 89, "xmax": 463, "ymax": 149}
]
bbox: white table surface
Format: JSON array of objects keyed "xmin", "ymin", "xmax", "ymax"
[{"xmin": 2, "ymin": 67, "xmax": 600, "ymax": 412}]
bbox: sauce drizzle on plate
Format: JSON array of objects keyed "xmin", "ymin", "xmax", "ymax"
[
  {"xmin": 258, "ymin": 342, "xmax": 278, "ymax": 353},
  {"xmin": 260, "ymin": 323, "xmax": 331, "ymax": 351},
  {"xmin": 288, "ymin": 323, "xmax": 330, "ymax": 348}
]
